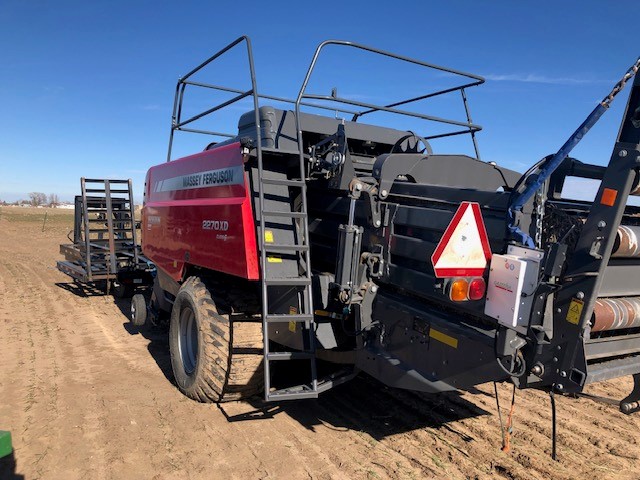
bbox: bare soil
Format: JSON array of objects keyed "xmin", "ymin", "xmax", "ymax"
[{"xmin": 1, "ymin": 206, "xmax": 640, "ymax": 479}]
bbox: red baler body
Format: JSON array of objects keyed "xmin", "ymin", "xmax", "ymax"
[{"xmin": 142, "ymin": 142, "xmax": 259, "ymax": 282}]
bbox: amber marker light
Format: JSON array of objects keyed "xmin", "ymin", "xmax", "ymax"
[
  {"xmin": 468, "ymin": 277, "xmax": 486, "ymax": 300},
  {"xmin": 449, "ymin": 278, "xmax": 469, "ymax": 301}
]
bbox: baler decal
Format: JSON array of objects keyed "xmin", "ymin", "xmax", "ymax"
[
  {"xmin": 429, "ymin": 328, "xmax": 458, "ymax": 349},
  {"xmin": 152, "ymin": 165, "xmax": 244, "ymax": 193}
]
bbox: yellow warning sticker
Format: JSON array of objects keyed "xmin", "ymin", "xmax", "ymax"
[
  {"xmin": 264, "ymin": 230, "xmax": 274, "ymax": 243},
  {"xmin": 288, "ymin": 306, "xmax": 298, "ymax": 332},
  {"xmin": 429, "ymin": 328, "xmax": 458, "ymax": 348},
  {"xmin": 566, "ymin": 298, "xmax": 584, "ymax": 325},
  {"xmin": 267, "ymin": 256, "xmax": 282, "ymax": 263}
]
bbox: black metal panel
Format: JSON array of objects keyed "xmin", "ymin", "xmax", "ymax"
[
  {"xmin": 600, "ymin": 262, "xmax": 640, "ymax": 297},
  {"xmin": 586, "ymin": 355, "xmax": 640, "ymax": 384},
  {"xmin": 586, "ymin": 333, "xmax": 640, "ymax": 360},
  {"xmin": 356, "ymin": 290, "xmax": 506, "ymax": 392}
]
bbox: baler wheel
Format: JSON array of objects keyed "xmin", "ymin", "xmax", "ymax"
[{"xmin": 169, "ymin": 276, "xmax": 263, "ymax": 402}]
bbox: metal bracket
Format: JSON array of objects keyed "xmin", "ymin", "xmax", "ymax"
[
  {"xmin": 360, "ymin": 184, "xmax": 382, "ymax": 228},
  {"xmin": 372, "ymin": 153, "xmax": 424, "ymax": 200},
  {"xmin": 620, "ymin": 373, "xmax": 640, "ymax": 414},
  {"xmin": 589, "ymin": 236, "xmax": 605, "ymax": 259}
]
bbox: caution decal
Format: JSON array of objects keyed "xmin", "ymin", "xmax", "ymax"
[{"xmin": 566, "ymin": 298, "xmax": 584, "ymax": 325}]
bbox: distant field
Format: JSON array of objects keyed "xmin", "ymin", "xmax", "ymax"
[{"xmin": 0, "ymin": 206, "xmax": 74, "ymax": 223}]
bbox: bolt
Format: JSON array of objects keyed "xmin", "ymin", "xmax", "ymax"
[
  {"xmin": 619, "ymin": 149, "xmax": 628, "ymax": 157},
  {"xmin": 553, "ymin": 357, "xmax": 558, "ymax": 362},
  {"xmin": 381, "ymin": 189, "xmax": 388, "ymax": 197},
  {"xmin": 557, "ymin": 384, "xmax": 564, "ymax": 391},
  {"xmin": 556, "ymin": 345, "xmax": 562, "ymax": 350},
  {"xmin": 374, "ymin": 220, "xmax": 381, "ymax": 227},
  {"xmin": 531, "ymin": 364, "xmax": 543, "ymax": 376},
  {"xmin": 576, "ymin": 291, "xmax": 584, "ymax": 300},
  {"xmin": 370, "ymin": 285, "xmax": 378, "ymax": 293},
  {"xmin": 556, "ymin": 308, "xmax": 562, "ymax": 313},
  {"xmin": 560, "ymin": 371, "xmax": 567, "ymax": 378},
  {"xmin": 598, "ymin": 220, "xmax": 606, "ymax": 230}
]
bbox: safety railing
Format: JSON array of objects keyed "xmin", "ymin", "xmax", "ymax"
[
  {"xmin": 294, "ymin": 40, "xmax": 485, "ymax": 162},
  {"xmin": 167, "ymin": 37, "xmax": 486, "ymax": 163}
]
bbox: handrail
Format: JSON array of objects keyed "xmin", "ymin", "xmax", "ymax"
[
  {"xmin": 294, "ymin": 40, "xmax": 485, "ymax": 164},
  {"xmin": 166, "ymin": 36, "xmax": 260, "ymax": 162},
  {"xmin": 167, "ymin": 37, "xmax": 487, "ymax": 163}
]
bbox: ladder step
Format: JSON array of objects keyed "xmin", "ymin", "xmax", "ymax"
[
  {"xmin": 267, "ymin": 352, "xmax": 314, "ymax": 361},
  {"xmin": 85, "ymin": 188, "xmax": 130, "ymax": 194},
  {"xmin": 86, "ymin": 239, "xmax": 134, "ymax": 243},
  {"xmin": 88, "ymin": 219, "xmax": 133, "ymax": 224},
  {"xmin": 265, "ymin": 313, "xmax": 313, "ymax": 323},
  {"xmin": 262, "ymin": 178, "xmax": 305, "ymax": 187},
  {"xmin": 264, "ymin": 244, "xmax": 309, "ymax": 252},
  {"xmin": 262, "ymin": 210, "xmax": 307, "ymax": 218},
  {"xmin": 264, "ymin": 278, "xmax": 311, "ymax": 286},
  {"xmin": 84, "ymin": 179, "xmax": 129, "ymax": 184},
  {"xmin": 266, "ymin": 386, "xmax": 318, "ymax": 401}
]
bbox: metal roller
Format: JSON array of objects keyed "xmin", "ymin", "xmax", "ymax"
[
  {"xmin": 612, "ymin": 225, "xmax": 640, "ymax": 258},
  {"xmin": 592, "ymin": 297, "xmax": 640, "ymax": 332}
]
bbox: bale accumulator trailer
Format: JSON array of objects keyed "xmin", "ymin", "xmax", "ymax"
[
  {"xmin": 57, "ymin": 178, "xmax": 155, "ymax": 297},
  {"xmin": 137, "ymin": 37, "xmax": 640, "ymax": 452}
]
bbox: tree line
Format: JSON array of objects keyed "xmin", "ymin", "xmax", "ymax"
[{"xmin": 0, "ymin": 193, "xmax": 61, "ymax": 207}]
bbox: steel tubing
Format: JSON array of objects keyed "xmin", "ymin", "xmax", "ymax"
[
  {"xmin": 612, "ymin": 225, "xmax": 640, "ymax": 258},
  {"xmin": 592, "ymin": 297, "xmax": 640, "ymax": 332}
]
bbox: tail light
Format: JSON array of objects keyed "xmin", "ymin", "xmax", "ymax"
[
  {"xmin": 449, "ymin": 278, "xmax": 469, "ymax": 301},
  {"xmin": 468, "ymin": 277, "xmax": 486, "ymax": 300},
  {"xmin": 447, "ymin": 277, "xmax": 486, "ymax": 301}
]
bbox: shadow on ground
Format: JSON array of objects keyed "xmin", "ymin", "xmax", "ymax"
[
  {"xmin": 0, "ymin": 452, "xmax": 25, "ymax": 480},
  {"xmin": 63, "ymin": 286, "xmax": 493, "ymax": 442},
  {"xmin": 217, "ymin": 375, "xmax": 490, "ymax": 442}
]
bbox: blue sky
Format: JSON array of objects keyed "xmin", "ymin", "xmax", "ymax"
[{"xmin": 1, "ymin": 1, "xmax": 638, "ymax": 202}]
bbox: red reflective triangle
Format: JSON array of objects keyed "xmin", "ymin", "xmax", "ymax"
[{"xmin": 431, "ymin": 202, "xmax": 492, "ymax": 278}]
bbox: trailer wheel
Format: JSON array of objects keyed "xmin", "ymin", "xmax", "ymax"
[
  {"xmin": 169, "ymin": 276, "xmax": 263, "ymax": 402},
  {"xmin": 113, "ymin": 282, "xmax": 133, "ymax": 299},
  {"xmin": 130, "ymin": 294, "xmax": 147, "ymax": 326}
]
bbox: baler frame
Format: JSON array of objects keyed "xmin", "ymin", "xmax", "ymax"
[
  {"xmin": 163, "ymin": 36, "xmax": 492, "ymax": 400},
  {"xmin": 151, "ymin": 36, "xmax": 640, "ymax": 425}
]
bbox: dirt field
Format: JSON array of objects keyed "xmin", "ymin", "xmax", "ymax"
[{"xmin": 1, "ymin": 206, "xmax": 640, "ymax": 479}]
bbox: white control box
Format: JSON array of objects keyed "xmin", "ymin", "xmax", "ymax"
[{"xmin": 484, "ymin": 246, "xmax": 543, "ymax": 329}]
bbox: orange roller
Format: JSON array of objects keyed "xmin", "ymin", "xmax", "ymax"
[
  {"xmin": 612, "ymin": 226, "xmax": 640, "ymax": 258},
  {"xmin": 592, "ymin": 297, "xmax": 640, "ymax": 332}
]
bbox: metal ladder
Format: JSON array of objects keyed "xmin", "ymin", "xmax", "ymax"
[
  {"xmin": 257, "ymin": 150, "xmax": 319, "ymax": 401},
  {"xmin": 80, "ymin": 178, "xmax": 138, "ymax": 281}
]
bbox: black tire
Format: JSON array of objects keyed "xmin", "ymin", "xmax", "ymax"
[
  {"xmin": 169, "ymin": 276, "xmax": 263, "ymax": 403},
  {"xmin": 130, "ymin": 294, "xmax": 147, "ymax": 326},
  {"xmin": 113, "ymin": 282, "xmax": 133, "ymax": 299}
]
